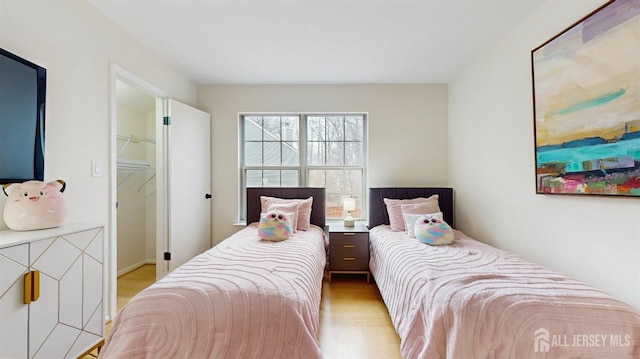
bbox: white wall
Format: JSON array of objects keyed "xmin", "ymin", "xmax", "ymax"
[
  {"xmin": 0, "ymin": 0, "xmax": 197, "ymax": 317},
  {"xmin": 449, "ymin": 0, "xmax": 640, "ymax": 309},
  {"xmin": 197, "ymin": 84, "xmax": 448, "ymax": 244},
  {"xmin": 0, "ymin": 0, "xmax": 196, "ymax": 230}
]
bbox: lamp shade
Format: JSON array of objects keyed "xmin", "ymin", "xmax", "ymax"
[
  {"xmin": 343, "ymin": 198, "xmax": 356, "ymax": 211},
  {"xmin": 343, "ymin": 198, "xmax": 356, "ymax": 227}
]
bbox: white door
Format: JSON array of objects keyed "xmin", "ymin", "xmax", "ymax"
[{"xmin": 158, "ymin": 99, "xmax": 211, "ymax": 275}]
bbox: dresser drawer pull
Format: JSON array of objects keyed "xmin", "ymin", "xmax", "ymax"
[
  {"xmin": 31, "ymin": 270, "xmax": 40, "ymax": 302},
  {"xmin": 343, "ymin": 257, "xmax": 356, "ymax": 261},
  {"xmin": 343, "ymin": 233, "xmax": 355, "ymax": 236},
  {"xmin": 23, "ymin": 272, "xmax": 31, "ymax": 304},
  {"xmin": 343, "ymin": 244, "xmax": 356, "ymax": 248},
  {"xmin": 23, "ymin": 270, "xmax": 40, "ymax": 304}
]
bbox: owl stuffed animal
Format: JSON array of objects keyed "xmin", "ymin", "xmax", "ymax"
[
  {"xmin": 258, "ymin": 210, "xmax": 293, "ymax": 241},
  {"xmin": 2, "ymin": 180, "xmax": 68, "ymax": 231},
  {"xmin": 414, "ymin": 213, "xmax": 454, "ymax": 245}
]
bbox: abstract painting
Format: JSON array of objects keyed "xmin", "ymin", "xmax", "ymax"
[{"xmin": 532, "ymin": 0, "xmax": 640, "ymax": 196}]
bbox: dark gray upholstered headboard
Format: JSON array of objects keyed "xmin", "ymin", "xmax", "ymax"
[
  {"xmin": 246, "ymin": 187, "xmax": 326, "ymax": 228},
  {"xmin": 368, "ymin": 187, "xmax": 454, "ymax": 228}
]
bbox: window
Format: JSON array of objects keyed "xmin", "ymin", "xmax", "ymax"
[{"xmin": 240, "ymin": 114, "xmax": 366, "ymax": 222}]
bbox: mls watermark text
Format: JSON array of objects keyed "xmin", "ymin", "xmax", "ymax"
[{"xmin": 534, "ymin": 328, "xmax": 632, "ymax": 353}]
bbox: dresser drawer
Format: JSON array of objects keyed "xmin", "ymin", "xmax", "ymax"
[{"xmin": 330, "ymin": 255, "xmax": 368, "ymax": 271}]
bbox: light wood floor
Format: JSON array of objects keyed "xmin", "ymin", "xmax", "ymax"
[
  {"xmin": 85, "ymin": 265, "xmax": 401, "ymax": 358},
  {"xmin": 319, "ymin": 274, "xmax": 402, "ymax": 359}
]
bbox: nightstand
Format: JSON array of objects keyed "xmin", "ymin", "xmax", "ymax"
[{"xmin": 328, "ymin": 224, "xmax": 370, "ymax": 283}]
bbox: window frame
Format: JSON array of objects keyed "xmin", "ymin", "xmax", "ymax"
[{"xmin": 239, "ymin": 112, "xmax": 367, "ymax": 223}]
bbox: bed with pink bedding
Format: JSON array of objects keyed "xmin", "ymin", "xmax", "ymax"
[
  {"xmin": 100, "ymin": 188, "xmax": 327, "ymax": 359},
  {"xmin": 369, "ymin": 187, "xmax": 640, "ymax": 359}
]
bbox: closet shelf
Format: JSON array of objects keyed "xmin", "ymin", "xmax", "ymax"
[
  {"xmin": 117, "ymin": 134, "xmax": 156, "ymax": 158},
  {"xmin": 117, "ymin": 134, "xmax": 156, "ymax": 144},
  {"xmin": 117, "ymin": 158, "xmax": 151, "ymax": 170}
]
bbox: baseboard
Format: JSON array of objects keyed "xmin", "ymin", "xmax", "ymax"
[{"xmin": 117, "ymin": 259, "xmax": 156, "ymax": 277}]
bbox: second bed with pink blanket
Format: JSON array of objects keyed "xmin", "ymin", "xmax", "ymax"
[{"xmin": 369, "ymin": 187, "xmax": 640, "ymax": 359}]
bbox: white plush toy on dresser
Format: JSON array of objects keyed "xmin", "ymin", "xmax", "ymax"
[{"xmin": 2, "ymin": 179, "xmax": 68, "ymax": 231}]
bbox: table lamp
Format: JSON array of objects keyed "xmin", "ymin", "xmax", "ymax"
[{"xmin": 343, "ymin": 198, "xmax": 356, "ymax": 227}]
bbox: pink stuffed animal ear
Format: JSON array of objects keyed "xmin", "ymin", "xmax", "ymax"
[
  {"xmin": 2, "ymin": 179, "xmax": 69, "ymax": 231},
  {"xmin": 49, "ymin": 179, "xmax": 66, "ymax": 192},
  {"xmin": 3, "ymin": 183, "xmax": 19, "ymax": 197}
]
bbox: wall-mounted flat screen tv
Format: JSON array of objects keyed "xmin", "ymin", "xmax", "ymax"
[{"xmin": 0, "ymin": 47, "xmax": 46, "ymax": 184}]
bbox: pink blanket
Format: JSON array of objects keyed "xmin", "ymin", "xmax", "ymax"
[
  {"xmin": 100, "ymin": 225, "xmax": 327, "ymax": 359},
  {"xmin": 369, "ymin": 226, "xmax": 640, "ymax": 358}
]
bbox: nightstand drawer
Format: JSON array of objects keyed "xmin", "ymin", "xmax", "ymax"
[
  {"xmin": 330, "ymin": 239, "xmax": 368, "ymax": 258},
  {"xmin": 330, "ymin": 255, "xmax": 368, "ymax": 271},
  {"xmin": 330, "ymin": 232, "xmax": 368, "ymax": 247}
]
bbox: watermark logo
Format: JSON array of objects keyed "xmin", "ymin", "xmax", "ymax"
[
  {"xmin": 533, "ymin": 327, "xmax": 632, "ymax": 353},
  {"xmin": 534, "ymin": 328, "xmax": 550, "ymax": 353}
]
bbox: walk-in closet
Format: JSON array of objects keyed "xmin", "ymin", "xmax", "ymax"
[{"xmin": 116, "ymin": 80, "xmax": 156, "ymax": 275}]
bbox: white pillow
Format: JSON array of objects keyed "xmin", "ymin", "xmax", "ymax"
[{"xmin": 403, "ymin": 212, "xmax": 443, "ymax": 238}]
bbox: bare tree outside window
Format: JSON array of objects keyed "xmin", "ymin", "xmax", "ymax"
[{"xmin": 307, "ymin": 115, "xmax": 364, "ymax": 219}]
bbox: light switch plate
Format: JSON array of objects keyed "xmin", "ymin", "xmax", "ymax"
[{"xmin": 92, "ymin": 160, "xmax": 103, "ymax": 177}]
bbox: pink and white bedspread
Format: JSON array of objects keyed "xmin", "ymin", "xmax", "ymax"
[
  {"xmin": 369, "ymin": 225, "xmax": 640, "ymax": 359},
  {"xmin": 100, "ymin": 224, "xmax": 327, "ymax": 359}
]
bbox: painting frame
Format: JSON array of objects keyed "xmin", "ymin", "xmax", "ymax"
[{"xmin": 532, "ymin": 0, "xmax": 640, "ymax": 197}]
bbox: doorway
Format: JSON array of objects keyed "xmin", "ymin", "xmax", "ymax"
[
  {"xmin": 108, "ymin": 65, "xmax": 212, "ymax": 321},
  {"xmin": 108, "ymin": 65, "xmax": 168, "ymax": 320},
  {"xmin": 115, "ymin": 81, "xmax": 156, "ymax": 276}
]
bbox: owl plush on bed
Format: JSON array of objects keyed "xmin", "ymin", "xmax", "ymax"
[
  {"xmin": 258, "ymin": 210, "xmax": 293, "ymax": 241},
  {"xmin": 2, "ymin": 180, "xmax": 68, "ymax": 231},
  {"xmin": 414, "ymin": 213, "xmax": 454, "ymax": 245}
]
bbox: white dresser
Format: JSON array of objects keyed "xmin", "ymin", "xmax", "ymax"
[{"xmin": 0, "ymin": 224, "xmax": 104, "ymax": 359}]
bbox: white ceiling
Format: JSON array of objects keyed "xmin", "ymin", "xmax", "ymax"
[{"xmin": 88, "ymin": 0, "xmax": 546, "ymax": 85}]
